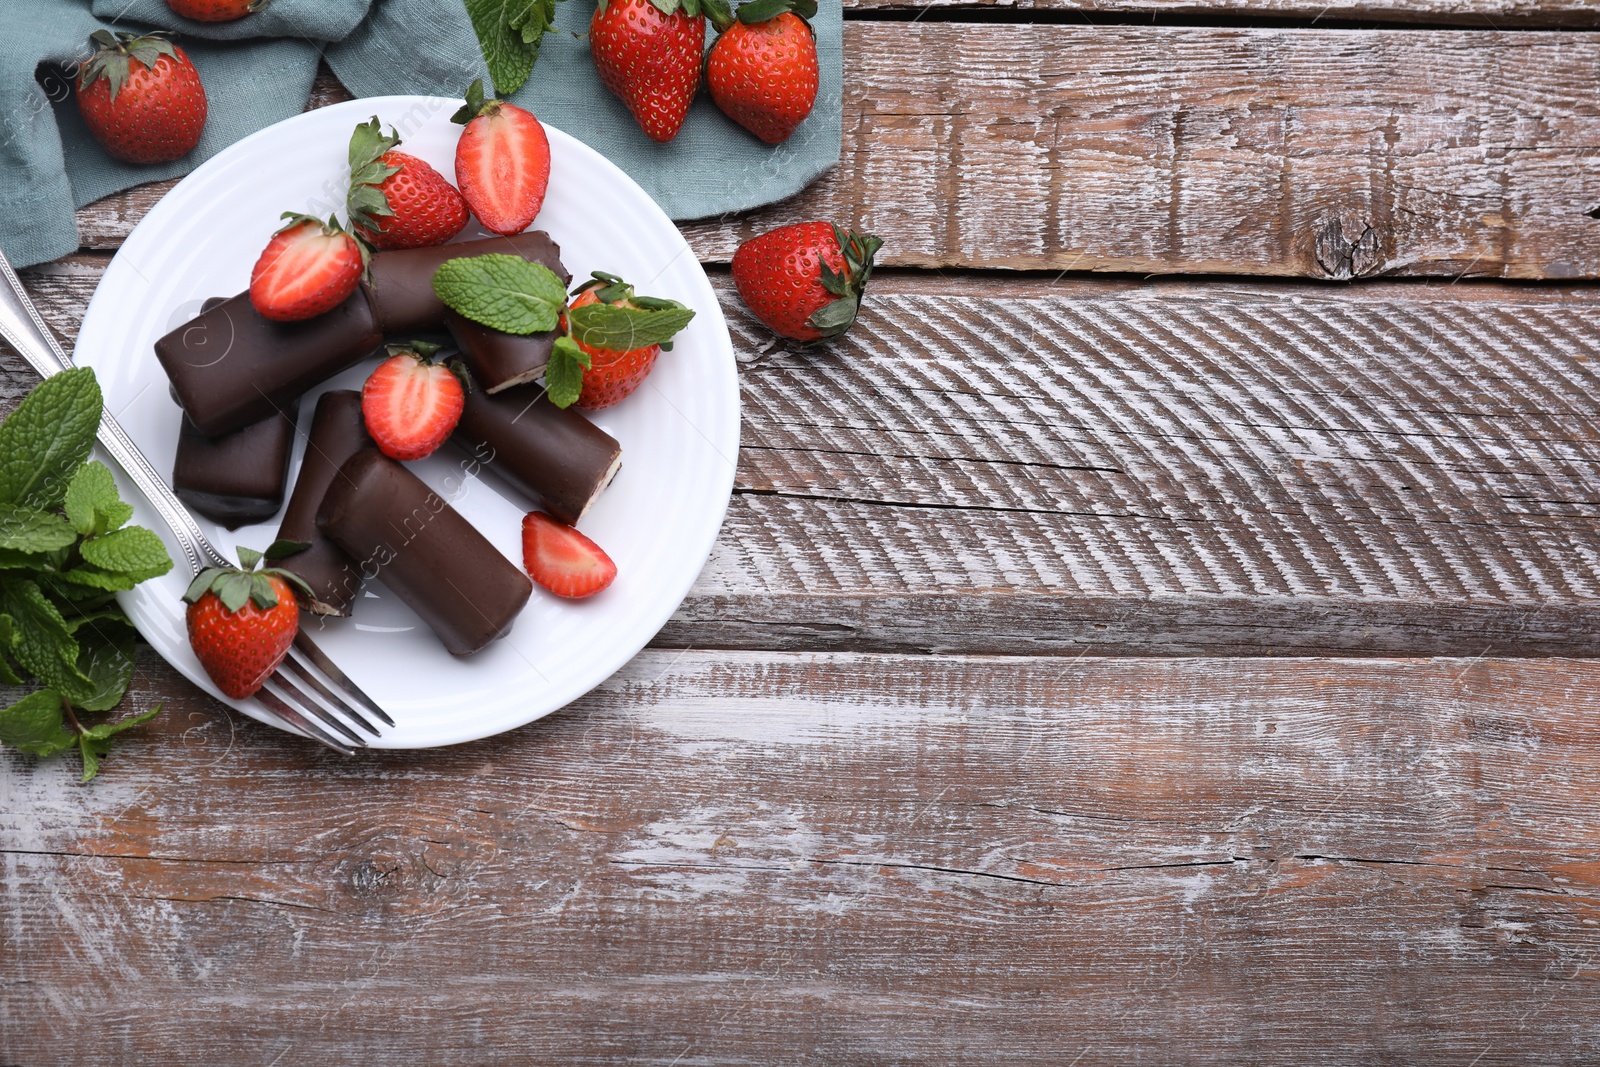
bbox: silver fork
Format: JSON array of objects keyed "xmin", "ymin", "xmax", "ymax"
[{"xmin": 0, "ymin": 249, "xmax": 390, "ymax": 755}]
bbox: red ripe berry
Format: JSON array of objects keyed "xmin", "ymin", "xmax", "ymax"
[
  {"xmin": 183, "ymin": 545, "xmax": 312, "ymax": 700},
  {"xmin": 730, "ymin": 221, "xmax": 884, "ymax": 343},
  {"xmin": 589, "ymin": 0, "xmax": 705, "ymax": 144},
  {"xmin": 361, "ymin": 342, "xmax": 467, "ymax": 460},
  {"xmin": 567, "ymin": 288, "xmax": 662, "ymax": 410},
  {"xmin": 346, "ymin": 118, "xmax": 468, "ymax": 250},
  {"xmin": 165, "ymin": 0, "xmax": 269, "ymax": 20},
  {"xmin": 452, "ymin": 80, "xmax": 551, "ymax": 235},
  {"xmin": 707, "ymin": 0, "xmax": 819, "ymax": 144},
  {"xmin": 75, "ymin": 31, "xmax": 207, "ymax": 165},
  {"xmin": 521, "ymin": 511, "xmax": 617, "ymax": 599},
  {"xmin": 249, "ymin": 214, "xmax": 364, "ymax": 322}
]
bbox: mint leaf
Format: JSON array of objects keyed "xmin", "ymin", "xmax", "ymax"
[
  {"xmin": 0, "ymin": 367, "xmax": 101, "ymax": 510},
  {"xmin": 0, "ymin": 548, "xmax": 50, "ymax": 570},
  {"xmin": 71, "ymin": 618, "xmax": 137, "ymax": 713},
  {"xmin": 64, "ymin": 461, "xmax": 131, "ymax": 536},
  {"xmin": 49, "ymin": 568, "xmax": 135, "ymax": 594},
  {"xmin": 0, "ymin": 688, "xmax": 75, "ymax": 757},
  {"xmin": 465, "ymin": 0, "xmax": 563, "ymax": 96},
  {"xmin": 0, "ymin": 578, "xmax": 93, "ymax": 700},
  {"xmin": 76, "ymin": 705, "xmax": 161, "ymax": 783},
  {"xmin": 0, "ymin": 613, "xmax": 20, "ymax": 685},
  {"xmin": 81, "ymin": 703, "xmax": 161, "ymax": 742},
  {"xmin": 77, "ymin": 734, "xmax": 102, "ymax": 782},
  {"xmin": 545, "ymin": 335, "xmax": 591, "ymax": 409},
  {"xmin": 78, "ymin": 527, "xmax": 172, "ymax": 583},
  {"xmin": 433, "ymin": 254, "xmax": 567, "ymax": 335},
  {"xmin": 0, "ymin": 504, "xmax": 77, "ymax": 553},
  {"xmin": 567, "ymin": 301, "xmax": 695, "ymax": 352}
]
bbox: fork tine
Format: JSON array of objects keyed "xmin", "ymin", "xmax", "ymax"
[
  {"xmin": 268, "ymin": 670, "xmax": 368, "ymax": 746},
  {"xmin": 252, "ymin": 686, "xmax": 360, "ymax": 755},
  {"xmin": 277, "ymin": 654, "xmax": 380, "ymax": 736},
  {"xmin": 291, "ymin": 630, "xmax": 395, "ymax": 726}
]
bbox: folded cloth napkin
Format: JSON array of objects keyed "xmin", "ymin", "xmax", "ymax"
[{"xmin": 1, "ymin": 0, "xmax": 842, "ymax": 268}]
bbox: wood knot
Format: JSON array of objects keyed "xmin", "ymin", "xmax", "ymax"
[{"xmin": 1313, "ymin": 217, "xmax": 1385, "ymax": 280}]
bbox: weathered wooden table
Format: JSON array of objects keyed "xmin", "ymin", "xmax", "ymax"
[{"xmin": 7, "ymin": 2, "xmax": 1600, "ymax": 1061}]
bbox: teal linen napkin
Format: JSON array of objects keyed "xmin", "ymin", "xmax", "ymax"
[{"xmin": 0, "ymin": 0, "xmax": 841, "ymax": 269}]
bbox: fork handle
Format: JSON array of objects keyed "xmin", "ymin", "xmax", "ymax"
[{"xmin": 0, "ymin": 250, "xmax": 228, "ymax": 575}]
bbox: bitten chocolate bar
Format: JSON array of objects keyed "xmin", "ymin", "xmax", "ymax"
[
  {"xmin": 171, "ymin": 408, "xmax": 296, "ymax": 529},
  {"xmin": 444, "ymin": 309, "xmax": 557, "ymax": 394},
  {"xmin": 275, "ymin": 390, "xmax": 369, "ymax": 617},
  {"xmin": 363, "ymin": 230, "xmax": 571, "ymax": 336},
  {"xmin": 315, "ymin": 449, "xmax": 532, "ymax": 656},
  {"xmin": 453, "ymin": 382, "xmax": 622, "ymax": 527},
  {"xmin": 154, "ymin": 290, "xmax": 382, "ymax": 437}
]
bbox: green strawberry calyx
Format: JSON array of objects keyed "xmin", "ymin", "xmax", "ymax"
[
  {"xmin": 385, "ymin": 340, "xmax": 473, "ymax": 392},
  {"xmin": 78, "ymin": 30, "xmax": 181, "ymax": 102},
  {"xmin": 345, "ymin": 117, "xmax": 403, "ymax": 237},
  {"xmin": 728, "ymin": 0, "xmax": 814, "ymax": 28},
  {"xmin": 599, "ymin": 0, "xmax": 723, "ymax": 19},
  {"xmin": 182, "ymin": 541, "xmax": 315, "ymax": 615},
  {"xmin": 808, "ymin": 225, "xmax": 885, "ymax": 340},
  {"xmin": 275, "ymin": 211, "xmax": 371, "ymax": 273},
  {"xmin": 451, "ymin": 78, "xmax": 503, "ymax": 125}
]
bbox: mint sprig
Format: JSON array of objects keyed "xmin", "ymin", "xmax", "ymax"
[
  {"xmin": 433, "ymin": 253, "xmax": 568, "ymax": 334},
  {"xmin": 465, "ymin": 0, "xmax": 567, "ymax": 97},
  {"xmin": 567, "ymin": 301, "xmax": 696, "ymax": 352},
  {"xmin": 0, "ymin": 369, "xmax": 173, "ymax": 783}
]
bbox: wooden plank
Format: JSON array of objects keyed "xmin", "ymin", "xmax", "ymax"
[
  {"xmin": 848, "ymin": 0, "xmax": 1600, "ymax": 29},
  {"xmin": 5, "ymin": 651, "xmax": 1600, "ymax": 1063},
  {"xmin": 74, "ymin": 28, "xmax": 1600, "ymax": 280},
  {"xmin": 15, "ymin": 258, "xmax": 1600, "ymax": 655}
]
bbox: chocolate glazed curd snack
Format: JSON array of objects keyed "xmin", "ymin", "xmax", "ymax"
[
  {"xmin": 155, "ymin": 289, "xmax": 382, "ymax": 438},
  {"xmin": 453, "ymin": 381, "xmax": 623, "ymax": 527},
  {"xmin": 275, "ymin": 390, "xmax": 370, "ymax": 617},
  {"xmin": 315, "ymin": 449, "xmax": 532, "ymax": 656},
  {"xmin": 171, "ymin": 409, "xmax": 297, "ymax": 529},
  {"xmin": 364, "ymin": 230, "xmax": 569, "ymax": 335}
]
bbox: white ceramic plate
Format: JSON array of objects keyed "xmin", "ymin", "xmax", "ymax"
[{"xmin": 75, "ymin": 96, "xmax": 739, "ymax": 748}]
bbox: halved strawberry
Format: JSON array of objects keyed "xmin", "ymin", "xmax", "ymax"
[
  {"xmin": 521, "ymin": 511, "xmax": 617, "ymax": 598},
  {"xmin": 249, "ymin": 213, "xmax": 365, "ymax": 322},
  {"xmin": 452, "ymin": 79, "xmax": 551, "ymax": 236},
  {"xmin": 360, "ymin": 341, "xmax": 467, "ymax": 460}
]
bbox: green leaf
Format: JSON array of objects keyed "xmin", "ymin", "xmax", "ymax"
[
  {"xmin": 0, "ymin": 689, "xmax": 75, "ymax": 758},
  {"xmin": 0, "ymin": 579, "xmax": 93, "ymax": 701},
  {"xmin": 81, "ymin": 704, "xmax": 162, "ymax": 742},
  {"xmin": 465, "ymin": 0, "xmax": 564, "ymax": 97},
  {"xmin": 736, "ymin": 0, "xmax": 812, "ymax": 23},
  {"xmin": 50, "ymin": 567, "xmax": 138, "ymax": 594},
  {"xmin": 217, "ymin": 573, "xmax": 253, "ymax": 613},
  {"xmin": 78, "ymin": 527, "xmax": 173, "ymax": 584},
  {"xmin": 433, "ymin": 254, "xmax": 567, "ymax": 335},
  {"xmin": 807, "ymin": 295, "xmax": 860, "ymax": 334},
  {"xmin": 71, "ymin": 618, "xmax": 137, "ymax": 713},
  {"xmin": 77, "ymin": 734, "xmax": 101, "ymax": 782},
  {"xmin": 76, "ymin": 703, "xmax": 162, "ymax": 781},
  {"xmin": 0, "ymin": 548, "xmax": 50, "ymax": 570},
  {"xmin": 0, "ymin": 504, "xmax": 77, "ymax": 553},
  {"xmin": 567, "ymin": 301, "xmax": 696, "ymax": 352},
  {"xmin": 63, "ymin": 461, "xmax": 131, "ymax": 536},
  {"xmin": 0, "ymin": 614, "xmax": 20, "ymax": 685},
  {"xmin": 346, "ymin": 118, "xmax": 403, "ymax": 233},
  {"xmin": 545, "ymin": 336, "xmax": 590, "ymax": 409},
  {"xmin": 0, "ymin": 367, "xmax": 101, "ymax": 511}
]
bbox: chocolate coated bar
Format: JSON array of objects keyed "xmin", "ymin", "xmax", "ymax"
[
  {"xmin": 363, "ymin": 231, "xmax": 571, "ymax": 336},
  {"xmin": 172, "ymin": 407, "xmax": 296, "ymax": 529},
  {"xmin": 155, "ymin": 290, "xmax": 382, "ymax": 437},
  {"xmin": 276, "ymin": 390, "xmax": 369, "ymax": 616},
  {"xmin": 444, "ymin": 309, "xmax": 557, "ymax": 394},
  {"xmin": 315, "ymin": 449, "xmax": 532, "ymax": 656},
  {"xmin": 454, "ymin": 383, "xmax": 622, "ymax": 526}
]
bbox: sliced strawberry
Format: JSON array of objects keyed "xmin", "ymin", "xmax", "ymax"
[
  {"xmin": 249, "ymin": 214, "xmax": 365, "ymax": 322},
  {"xmin": 453, "ymin": 80, "xmax": 551, "ymax": 236},
  {"xmin": 521, "ymin": 511, "xmax": 617, "ymax": 599},
  {"xmin": 360, "ymin": 342, "xmax": 466, "ymax": 461}
]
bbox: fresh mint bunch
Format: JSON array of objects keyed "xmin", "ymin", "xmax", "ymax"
[
  {"xmin": 0, "ymin": 368, "xmax": 173, "ymax": 782},
  {"xmin": 465, "ymin": 0, "xmax": 568, "ymax": 97}
]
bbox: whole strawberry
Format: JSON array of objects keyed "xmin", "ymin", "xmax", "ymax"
[
  {"xmin": 589, "ymin": 0, "xmax": 710, "ymax": 143},
  {"xmin": 166, "ymin": 0, "xmax": 270, "ymax": 20},
  {"xmin": 452, "ymin": 79, "xmax": 551, "ymax": 235},
  {"xmin": 184, "ymin": 543, "xmax": 312, "ymax": 700},
  {"xmin": 707, "ymin": 0, "xmax": 818, "ymax": 144},
  {"xmin": 346, "ymin": 118, "xmax": 468, "ymax": 250},
  {"xmin": 249, "ymin": 213, "xmax": 365, "ymax": 322},
  {"xmin": 75, "ymin": 31, "xmax": 207, "ymax": 165},
  {"xmin": 555, "ymin": 272, "xmax": 696, "ymax": 409},
  {"xmin": 361, "ymin": 341, "xmax": 467, "ymax": 460},
  {"xmin": 731, "ymin": 222, "xmax": 883, "ymax": 342}
]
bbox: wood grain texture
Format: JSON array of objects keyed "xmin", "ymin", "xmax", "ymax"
[
  {"xmin": 848, "ymin": 0, "xmax": 1600, "ymax": 28},
  {"xmin": 5, "ymin": 651, "xmax": 1600, "ymax": 1064},
  {"xmin": 74, "ymin": 28, "xmax": 1600, "ymax": 280},
  {"xmin": 16, "ymin": 259, "xmax": 1600, "ymax": 655}
]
